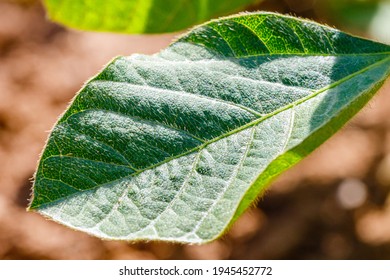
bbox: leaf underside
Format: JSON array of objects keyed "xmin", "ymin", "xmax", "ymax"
[
  {"xmin": 30, "ymin": 12, "xmax": 390, "ymax": 243},
  {"xmin": 43, "ymin": 0, "xmax": 258, "ymax": 34}
]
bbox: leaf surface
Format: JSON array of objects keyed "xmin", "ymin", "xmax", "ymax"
[
  {"xmin": 43, "ymin": 0, "xmax": 258, "ymax": 34},
  {"xmin": 30, "ymin": 12, "xmax": 390, "ymax": 243}
]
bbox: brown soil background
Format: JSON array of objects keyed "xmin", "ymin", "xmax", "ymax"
[{"xmin": 1, "ymin": 0, "xmax": 390, "ymax": 259}]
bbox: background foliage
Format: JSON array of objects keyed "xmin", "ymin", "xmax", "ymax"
[{"xmin": 43, "ymin": 0, "xmax": 259, "ymax": 33}]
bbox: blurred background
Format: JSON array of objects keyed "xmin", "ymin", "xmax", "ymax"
[{"xmin": 1, "ymin": 0, "xmax": 390, "ymax": 259}]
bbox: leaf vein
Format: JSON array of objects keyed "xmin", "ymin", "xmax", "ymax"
[
  {"xmin": 91, "ymin": 79, "xmax": 264, "ymax": 118},
  {"xmin": 188, "ymin": 126, "xmax": 256, "ymax": 238}
]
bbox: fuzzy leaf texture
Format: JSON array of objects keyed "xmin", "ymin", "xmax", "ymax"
[
  {"xmin": 29, "ymin": 12, "xmax": 390, "ymax": 243},
  {"xmin": 43, "ymin": 0, "xmax": 258, "ymax": 33}
]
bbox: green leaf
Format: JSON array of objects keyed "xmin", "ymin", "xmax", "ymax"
[
  {"xmin": 43, "ymin": 0, "xmax": 258, "ymax": 34},
  {"xmin": 29, "ymin": 12, "xmax": 390, "ymax": 243}
]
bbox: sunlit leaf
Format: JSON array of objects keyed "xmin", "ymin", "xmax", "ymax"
[
  {"xmin": 43, "ymin": 0, "xmax": 259, "ymax": 33},
  {"xmin": 30, "ymin": 12, "xmax": 390, "ymax": 243}
]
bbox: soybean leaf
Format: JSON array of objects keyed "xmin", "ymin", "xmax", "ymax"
[
  {"xmin": 29, "ymin": 12, "xmax": 390, "ymax": 243},
  {"xmin": 43, "ymin": 0, "xmax": 259, "ymax": 34}
]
